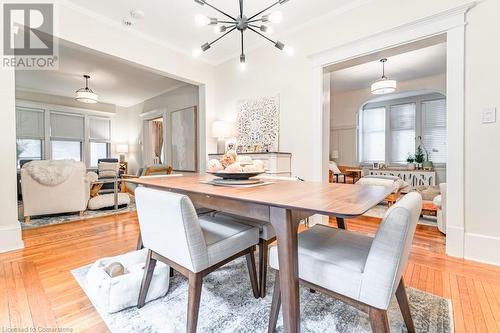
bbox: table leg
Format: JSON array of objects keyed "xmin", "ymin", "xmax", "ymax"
[
  {"xmin": 270, "ymin": 207, "xmax": 301, "ymax": 333},
  {"xmin": 336, "ymin": 217, "xmax": 346, "ymax": 229},
  {"xmin": 114, "ymin": 179, "xmax": 118, "ymax": 210}
]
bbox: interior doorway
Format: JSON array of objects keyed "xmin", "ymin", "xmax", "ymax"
[
  {"xmin": 146, "ymin": 117, "xmax": 165, "ymax": 164},
  {"xmin": 311, "ymin": 5, "xmax": 471, "ymax": 258}
]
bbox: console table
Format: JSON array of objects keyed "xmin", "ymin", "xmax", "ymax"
[
  {"xmin": 366, "ymin": 169, "xmax": 436, "ymax": 191},
  {"xmin": 208, "ymin": 152, "xmax": 292, "ymax": 177}
]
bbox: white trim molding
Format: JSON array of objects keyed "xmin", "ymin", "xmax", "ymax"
[
  {"xmin": 310, "ymin": 2, "xmax": 476, "ymax": 259},
  {"xmin": 0, "ymin": 225, "xmax": 24, "ymax": 253},
  {"xmin": 464, "ymin": 232, "xmax": 500, "ymax": 266}
]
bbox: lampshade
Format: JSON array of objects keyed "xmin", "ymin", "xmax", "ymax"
[
  {"xmin": 331, "ymin": 150, "xmax": 339, "ymax": 159},
  {"xmin": 371, "ymin": 78, "xmax": 397, "ymax": 95},
  {"xmin": 75, "ymin": 75, "xmax": 99, "ymax": 103},
  {"xmin": 75, "ymin": 90, "xmax": 99, "ymax": 103},
  {"xmin": 212, "ymin": 121, "xmax": 232, "ymax": 138},
  {"xmin": 116, "ymin": 144, "xmax": 129, "ymax": 153}
]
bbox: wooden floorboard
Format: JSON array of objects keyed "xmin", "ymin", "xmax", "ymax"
[{"xmin": 0, "ymin": 212, "xmax": 499, "ymax": 332}]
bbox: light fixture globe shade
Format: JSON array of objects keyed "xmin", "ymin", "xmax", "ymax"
[
  {"xmin": 75, "ymin": 90, "xmax": 99, "ymax": 103},
  {"xmin": 211, "ymin": 120, "xmax": 232, "ymax": 138},
  {"xmin": 371, "ymin": 78, "xmax": 397, "ymax": 95}
]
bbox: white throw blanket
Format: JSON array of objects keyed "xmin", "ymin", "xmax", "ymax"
[{"xmin": 24, "ymin": 160, "xmax": 83, "ymax": 186}]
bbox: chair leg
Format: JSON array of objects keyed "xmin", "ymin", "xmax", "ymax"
[
  {"xmin": 246, "ymin": 247, "xmax": 260, "ymax": 299},
  {"xmin": 368, "ymin": 307, "xmax": 390, "ymax": 333},
  {"xmin": 187, "ymin": 272, "xmax": 203, "ymax": 333},
  {"xmin": 268, "ymin": 272, "xmax": 281, "ymax": 333},
  {"xmin": 396, "ymin": 278, "xmax": 415, "ymax": 333},
  {"xmin": 136, "ymin": 231, "xmax": 143, "ymax": 250},
  {"xmin": 138, "ymin": 249, "xmax": 157, "ymax": 308},
  {"xmin": 259, "ymin": 239, "xmax": 270, "ymax": 298}
]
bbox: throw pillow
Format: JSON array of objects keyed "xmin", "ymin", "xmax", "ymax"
[{"xmin": 98, "ymin": 162, "xmax": 119, "ymax": 178}]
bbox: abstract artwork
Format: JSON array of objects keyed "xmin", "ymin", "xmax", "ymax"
[
  {"xmin": 236, "ymin": 96, "xmax": 280, "ymax": 152},
  {"xmin": 171, "ymin": 107, "xmax": 197, "ymax": 172}
]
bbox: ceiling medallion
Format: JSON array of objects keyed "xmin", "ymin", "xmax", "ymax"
[{"xmin": 193, "ymin": 0, "xmax": 293, "ymax": 70}]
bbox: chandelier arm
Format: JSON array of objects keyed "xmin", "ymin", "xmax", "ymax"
[
  {"xmin": 207, "ymin": 26, "xmax": 237, "ymax": 47},
  {"xmin": 248, "ymin": 1, "xmax": 280, "ymax": 21},
  {"xmin": 247, "ymin": 26, "xmax": 276, "ymax": 45},
  {"xmin": 247, "ymin": 18, "xmax": 264, "ymax": 23},
  {"xmin": 218, "ymin": 20, "xmax": 236, "ymax": 24},
  {"xmin": 203, "ymin": 1, "xmax": 237, "ymax": 21}
]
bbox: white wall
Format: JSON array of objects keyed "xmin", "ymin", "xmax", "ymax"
[
  {"xmin": 463, "ymin": 0, "xmax": 500, "ymax": 265},
  {"xmin": 123, "ymin": 84, "xmax": 200, "ymax": 171},
  {"xmin": 212, "ymin": 0, "xmax": 500, "ymax": 265},
  {"xmin": 0, "ymin": 69, "xmax": 23, "ymax": 252}
]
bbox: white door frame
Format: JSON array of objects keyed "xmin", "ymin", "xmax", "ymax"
[{"xmin": 310, "ymin": 2, "xmax": 476, "ymax": 258}]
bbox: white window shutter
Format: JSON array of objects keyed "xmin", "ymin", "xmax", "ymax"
[{"xmin": 422, "ymin": 99, "xmax": 447, "ymax": 163}]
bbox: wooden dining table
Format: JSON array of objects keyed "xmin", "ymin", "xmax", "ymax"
[{"xmin": 128, "ymin": 174, "xmax": 392, "ymax": 333}]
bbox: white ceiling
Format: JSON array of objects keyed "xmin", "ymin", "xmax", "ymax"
[
  {"xmin": 15, "ymin": 41, "xmax": 187, "ymax": 107},
  {"xmin": 65, "ymin": 0, "xmax": 354, "ymax": 65},
  {"xmin": 331, "ymin": 43, "xmax": 447, "ymax": 92}
]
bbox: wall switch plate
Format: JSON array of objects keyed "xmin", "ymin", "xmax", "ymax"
[{"xmin": 482, "ymin": 107, "xmax": 497, "ymax": 124}]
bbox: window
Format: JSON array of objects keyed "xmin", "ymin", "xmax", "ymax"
[
  {"xmin": 50, "ymin": 112, "xmax": 84, "ymax": 161},
  {"xmin": 90, "ymin": 142, "xmax": 109, "ymax": 167},
  {"xmin": 51, "ymin": 141, "xmax": 82, "ymax": 161},
  {"xmin": 390, "ymin": 103, "xmax": 416, "ymax": 163},
  {"xmin": 359, "ymin": 107, "xmax": 385, "ymax": 162},
  {"xmin": 357, "ymin": 94, "xmax": 447, "ymax": 166},
  {"xmin": 16, "ymin": 139, "xmax": 42, "ymax": 167},
  {"xmin": 422, "ymin": 99, "xmax": 447, "ymax": 163},
  {"xmin": 16, "ymin": 107, "xmax": 45, "ymax": 167},
  {"xmin": 89, "ymin": 117, "xmax": 111, "ymax": 167}
]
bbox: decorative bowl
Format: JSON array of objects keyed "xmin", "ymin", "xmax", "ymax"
[{"xmin": 207, "ymin": 171, "xmax": 264, "ymax": 180}]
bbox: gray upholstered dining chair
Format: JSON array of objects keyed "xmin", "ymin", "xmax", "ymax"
[
  {"xmin": 135, "ymin": 187, "xmax": 260, "ymax": 333},
  {"xmin": 267, "ymin": 192, "xmax": 422, "ymax": 333}
]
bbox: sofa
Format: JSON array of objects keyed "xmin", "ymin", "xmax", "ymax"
[
  {"xmin": 21, "ymin": 160, "xmax": 95, "ymax": 223},
  {"xmin": 433, "ymin": 183, "xmax": 447, "ymax": 234}
]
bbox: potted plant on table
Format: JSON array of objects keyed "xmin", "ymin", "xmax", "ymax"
[
  {"xmin": 415, "ymin": 146, "xmax": 425, "ymax": 169},
  {"xmin": 406, "ymin": 154, "xmax": 416, "ymax": 170}
]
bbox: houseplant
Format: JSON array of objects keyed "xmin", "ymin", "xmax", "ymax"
[
  {"xmin": 415, "ymin": 146, "xmax": 425, "ymax": 169},
  {"xmin": 406, "ymin": 154, "xmax": 416, "ymax": 170}
]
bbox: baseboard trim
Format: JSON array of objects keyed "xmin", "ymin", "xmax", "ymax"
[
  {"xmin": 445, "ymin": 225, "xmax": 464, "ymax": 258},
  {"xmin": 464, "ymin": 232, "xmax": 500, "ymax": 266},
  {"xmin": 0, "ymin": 223, "xmax": 24, "ymax": 253}
]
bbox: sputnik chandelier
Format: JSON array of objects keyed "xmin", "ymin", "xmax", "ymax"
[{"xmin": 193, "ymin": 0, "xmax": 293, "ymax": 70}]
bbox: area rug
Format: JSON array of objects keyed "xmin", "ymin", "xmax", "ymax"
[
  {"xmin": 364, "ymin": 203, "xmax": 438, "ymax": 227},
  {"xmin": 18, "ymin": 197, "xmax": 136, "ymax": 230},
  {"xmin": 72, "ymin": 258, "xmax": 453, "ymax": 333}
]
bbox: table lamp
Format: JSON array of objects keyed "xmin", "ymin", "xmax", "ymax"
[
  {"xmin": 212, "ymin": 121, "xmax": 232, "ymax": 154},
  {"xmin": 116, "ymin": 144, "xmax": 129, "ymax": 162}
]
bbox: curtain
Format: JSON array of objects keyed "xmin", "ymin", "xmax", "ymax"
[{"xmin": 153, "ymin": 121, "xmax": 163, "ymax": 163}]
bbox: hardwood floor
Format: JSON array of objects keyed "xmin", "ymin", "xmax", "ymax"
[{"xmin": 1, "ymin": 212, "xmax": 499, "ymax": 332}]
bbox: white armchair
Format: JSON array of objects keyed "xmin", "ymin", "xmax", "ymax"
[
  {"xmin": 21, "ymin": 160, "xmax": 93, "ymax": 223},
  {"xmin": 433, "ymin": 183, "xmax": 447, "ymax": 234}
]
